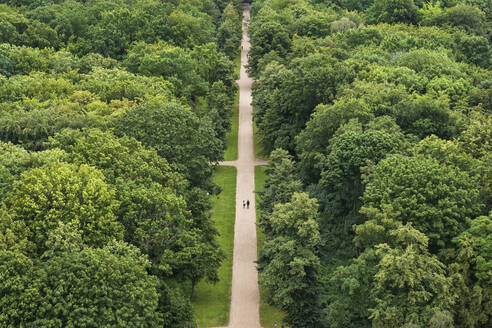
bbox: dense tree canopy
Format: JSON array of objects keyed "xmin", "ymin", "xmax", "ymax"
[
  {"xmin": 0, "ymin": 0, "xmax": 242, "ymax": 326},
  {"xmin": 251, "ymin": 0, "xmax": 491, "ymax": 327},
  {"xmin": 1, "ymin": 0, "xmax": 491, "ymax": 326},
  {"xmin": 258, "ymin": 192, "xmax": 322, "ymax": 328},
  {"xmin": 3, "ymin": 162, "xmax": 123, "ymax": 255},
  {"xmin": 0, "ymin": 226, "xmax": 163, "ymax": 327}
]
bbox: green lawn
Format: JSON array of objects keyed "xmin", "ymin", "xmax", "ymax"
[
  {"xmin": 234, "ymin": 50, "xmax": 241, "ymax": 73},
  {"xmin": 254, "ymin": 122, "xmax": 270, "ymax": 161},
  {"xmin": 224, "ymin": 52, "xmax": 241, "ymax": 161},
  {"xmin": 224, "ymin": 91, "xmax": 239, "ymax": 161},
  {"xmin": 192, "ymin": 166, "xmax": 237, "ymax": 327},
  {"xmin": 255, "ymin": 165, "xmax": 286, "ymax": 328}
]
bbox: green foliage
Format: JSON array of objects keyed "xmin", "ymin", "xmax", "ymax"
[
  {"xmin": 362, "ymin": 155, "xmax": 483, "ymax": 252},
  {"xmin": 327, "ymin": 221, "xmax": 454, "ymax": 328},
  {"xmin": 258, "ymin": 149, "xmax": 303, "ymax": 234},
  {"xmin": 450, "ymin": 213, "xmax": 492, "ymax": 327},
  {"xmin": 318, "ymin": 118, "xmax": 404, "ymax": 217},
  {"xmin": 0, "ymin": 249, "xmax": 40, "ymax": 326},
  {"xmin": 422, "ymin": 3, "xmax": 487, "ymax": 35},
  {"xmin": 251, "ymin": 0, "xmax": 491, "ymax": 326},
  {"xmin": 193, "ymin": 166, "xmax": 236, "ymax": 326},
  {"xmin": 366, "ymin": 0, "xmax": 420, "ymax": 24},
  {"xmin": 166, "ymin": 8, "xmax": 216, "ymax": 48},
  {"xmin": 3, "ymin": 162, "xmax": 123, "ymax": 255},
  {"xmin": 124, "ymin": 41, "xmax": 207, "ymax": 101},
  {"xmin": 253, "ymin": 53, "xmax": 356, "ymax": 152},
  {"xmin": 39, "ymin": 240, "xmax": 162, "ymax": 327},
  {"xmin": 218, "ymin": 2, "xmax": 242, "ymax": 58},
  {"xmin": 79, "ymin": 68, "xmax": 174, "ymax": 102},
  {"xmin": 0, "ymin": 141, "xmax": 66, "ymax": 201},
  {"xmin": 313, "ymin": 118, "xmax": 406, "ymax": 264},
  {"xmin": 369, "ymin": 225, "xmax": 454, "ymax": 328},
  {"xmin": 47, "ymin": 127, "xmax": 223, "ymax": 292},
  {"xmin": 249, "ymin": 20, "xmax": 291, "ymax": 76},
  {"xmin": 116, "ymin": 100, "xmax": 222, "ymax": 192},
  {"xmin": 0, "ymin": 226, "xmax": 164, "ymax": 327},
  {"xmin": 258, "ymin": 192, "xmax": 322, "ymax": 328},
  {"xmin": 206, "ymin": 81, "xmax": 234, "ymax": 150},
  {"xmin": 47, "ymin": 128, "xmax": 183, "ymax": 188},
  {"xmin": 0, "ymin": 0, "xmax": 240, "ymax": 325}
]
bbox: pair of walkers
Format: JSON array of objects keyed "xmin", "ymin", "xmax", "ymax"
[{"xmin": 242, "ymin": 200, "xmax": 250, "ymax": 209}]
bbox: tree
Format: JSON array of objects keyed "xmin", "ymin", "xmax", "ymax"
[
  {"xmin": 79, "ymin": 67, "xmax": 174, "ymax": 102},
  {"xmin": 0, "ymin": 43, "xmax": 14, "ymax": 76},
  {"xmin": 116, "ymin": 181, "xmax": 223, "ymax": 297},
  {"xmin": 296, "ymin": 11, "xmax": 335, "ymax": 38},
  {"xmin": 368, "ymin": 225, "xmax": 454, "ymax": 328},
  {"xmin": 3, "ymin": 162, "xmax": 123, "ymax": 255},
  {"xmin": 440, "ymin": 4, "xmax": 486, "ymax": 34},
  {"xmin": 86, "ymin": 7, "xmax": 146, "ymax": 58},
  {"xmin": 204, "ymin": 81, "xmax": 234, "ymax": 149},
  {"xmin": 296, "ymin": 96, "xmax": 376, "ymax": 185},
  {"xmin": 248, "ymin": 20, "xmax": 291, "ymax": 76},
  {"xmin": 115, "ymin": 100, "xmax": 222, "ymax": 193},
  {"xmin": 0, "ymin": 224, "xmax": 164, "ymax": 327},
  {"xmin": 258, "ymin": 193, "xmax": 322, "ymax": 328},
  {"xmin": 124, "ymin": 41, "xmax": 208, "ymax": 102},
  {"xmin": 0, "ymin": 5, "xmax": 26, "ymax": 45},
  {"xmin": 253, "ymin": 54, "xmax": 355, "ymax": 153},
  {"xmin": 0, "ymin": 249, "xmax": 40, "ymax": 327},
  {"xmin": 218, "ymin": 2, "xmax": 242, "ymax": 58},
  {"xmin": 366, "ymin": 0, "xmax": 420, "ymax": 24},
  {"xmin": 454, "ymin": 33, "xmax": 491, "ymax": 68},
  {"xmin": 167, "ymin": 9, "xmax": 216, "ymax": 48},
  {"xmin": 450, "ymin": 213, "xmax": 492, "ymax": 327},
  {"xmin": 257, "ymin": 149, "xmax": 303, "ymax": 234},
  {"xmin": 47, "ymin": 128, "xmax": 223, "ymax": 292},
  {"xmin": 191, "ymin": 42, "xmax": 237, "ymax": 96},
  {"xmin": 313, "ymin": 118, "xmax": 405, "ymax": 264},
  {"xmin": 412, "ymin": 135, "xmax": 480, "ymax": 175},
  {"xmin": 361, "ymin": 154, "xmax": 483, "ymax": 253},
  {"xmin": 157, "ymin": 280, "xmax": 194, "ymax": 328},
  {"xmin": 318, "ymin": 118, "xmax": 404, "ymax": 230},
  {"xmin": 39, "ymin": 229, "xmax": 163, "ymax": 328},
  {"xmin": 458, "ymin": 111, "xmax": 492, "ymax": 159},
  {"xmin": 21, "ymin": 20, "xmax": 59, "ymax": 49},
  {"xmin": 0, "ymin": 141, "xmax": 66, "ymax": 201},
  {"xmin": 325, "ymin": 247, "xmax": 378, "ymax": 328},
  {"xmin": 327, "ymin": 219, "xmax": 454, "ymax": 328},
  {"xmin": 47, "ymin": 128, "xmax": 184, "ymax": 189},
  {"xmin": 331, "ymin": 17, "xmax": 357, "ymax": 34}
]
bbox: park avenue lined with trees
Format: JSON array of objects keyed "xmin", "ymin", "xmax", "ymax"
[
  {"xmin": 216, "ymin": 5, "xmax": 266, "ymax": 327},
  {"xmin": 0, "ymin": 0, "xmax": 491, "ymax": 328}
]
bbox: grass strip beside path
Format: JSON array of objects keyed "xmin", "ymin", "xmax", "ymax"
[
  {"xmin": 224, "ymin": 52, "xmax": 242, "ymax": 161},
  {"xmin": 255, "ymin": 165, "xmax": 286, "ymax": 327},
  {"xmin": 224, "ymin": 90, "xmax": 239, "ymax": 161},
  {"xmin": 254, "ymin": 122, "xmax": 269, "ymax": 161},
  {"xmin": 193, "ymin": 166, "xmax": 236, "ymax": 327}
]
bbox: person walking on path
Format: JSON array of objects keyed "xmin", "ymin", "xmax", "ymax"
[
  {"xmin": 246, "ymin": 200, "xmax": 250, "ymax": 209},
  {"xmin": 243, "ymin": 200, "xmax": 246, "ymax": 209}
]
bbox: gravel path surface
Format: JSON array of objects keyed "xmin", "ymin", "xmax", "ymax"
[{"xmin": 216, "ymin": 4, "xmax": 263, "ymax": 328}]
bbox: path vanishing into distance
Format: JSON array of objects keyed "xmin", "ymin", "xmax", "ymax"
[{"xmin": 217, "ymin": 4, "xmax": 266, "ymax": 328}]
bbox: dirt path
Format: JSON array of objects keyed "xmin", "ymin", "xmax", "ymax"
[{"xmin": 216, "ymin": 4, "xmax": 263, "ymax": 328}]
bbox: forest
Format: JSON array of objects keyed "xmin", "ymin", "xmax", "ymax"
[
  {"xmin": 0, "ymin": 0, "xmax": 243, "ymax": 327},
  {"xmin": 251, "ymin": 0, "xmax": 491, "ymax": 327},
  {"xmin": 0, "ymin": 0, "xmax": 491, "ymax": 327}
]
